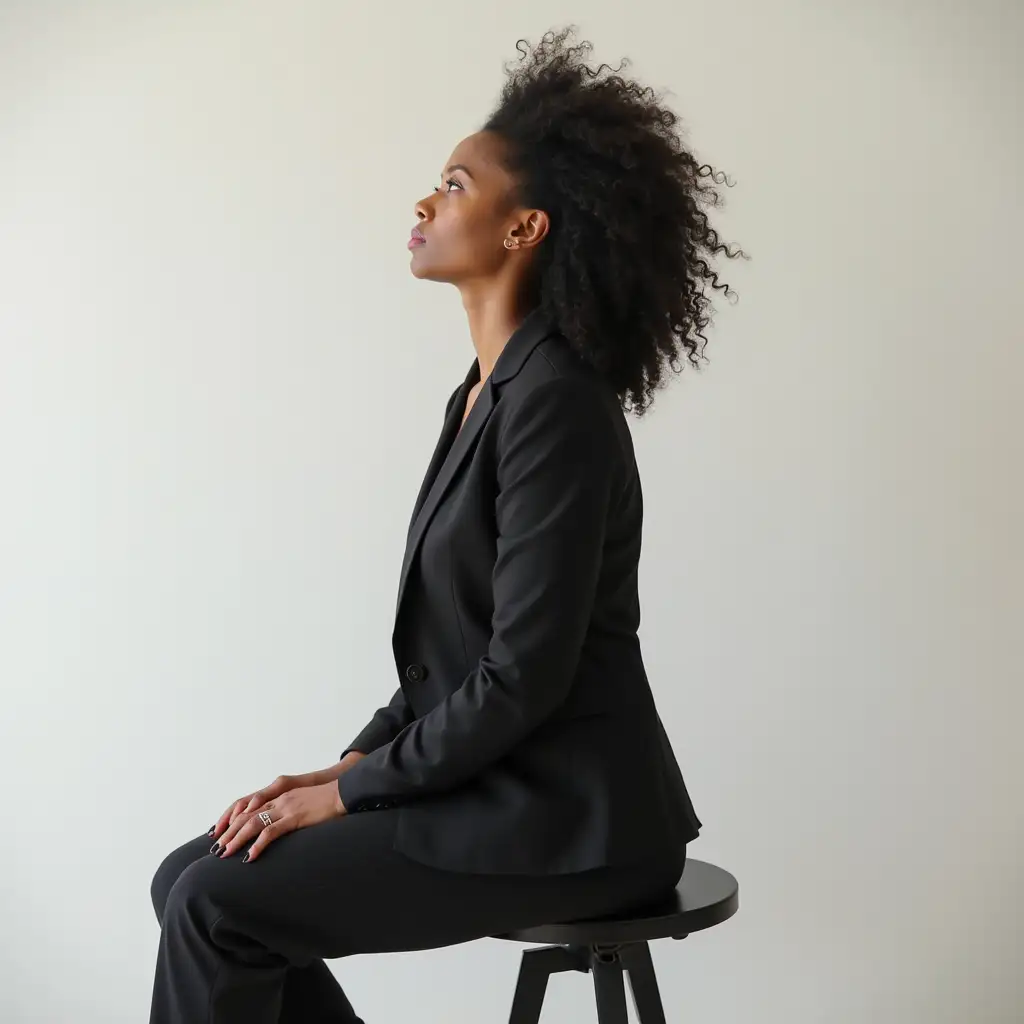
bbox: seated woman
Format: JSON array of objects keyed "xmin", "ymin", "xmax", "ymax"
[{"xmin": 148, "ymin": 25, "xmax": 742, "ymax": 1024}]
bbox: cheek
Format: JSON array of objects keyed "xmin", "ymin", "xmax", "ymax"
[
  {"xmin": 441, "ymin": 205, "xmax": 489, "ymax": 249},
  {"xmin": 418, "ymin": 206, "xmax": 502, "ymax": 273}
]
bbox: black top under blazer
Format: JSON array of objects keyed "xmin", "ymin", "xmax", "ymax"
[{"xmin": 336, "ymin": 306, "xmax": 702, "ymax": 875}]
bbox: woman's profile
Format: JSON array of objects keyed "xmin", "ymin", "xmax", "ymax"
[{"xmin": 149, "ymin": 26, "xmax": 743, "ymax": 1023}]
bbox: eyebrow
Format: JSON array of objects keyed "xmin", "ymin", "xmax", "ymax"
[{"xmin": 444, "ymin": 164, "xmax": 474, "ymax": 180}]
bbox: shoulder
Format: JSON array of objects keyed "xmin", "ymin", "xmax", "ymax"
[
  {"xmin": 522, "ymin": 332, "xmax": 609, "ymax": 393},
  {"xmin": 497, "ymin": 334, "xmax": 628, "ymax": 452}
]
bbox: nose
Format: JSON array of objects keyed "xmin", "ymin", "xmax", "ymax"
[{"xmin": 414, "ymin": 195, "xmax": 433, "ymax": 223}]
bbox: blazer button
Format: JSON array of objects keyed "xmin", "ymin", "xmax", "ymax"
[{"xmin": 405, "ymin": 663, "xmax": 426, "ymax": 683}]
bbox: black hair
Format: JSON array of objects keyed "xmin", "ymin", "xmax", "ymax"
[{"xmin": 483, "ymin": 26, "xmax": 747, "ymax": 415}]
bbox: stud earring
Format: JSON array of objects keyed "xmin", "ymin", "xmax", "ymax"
[{"xmin": 504, "ymin": 238, "xmax": 519, "ymax": 249}]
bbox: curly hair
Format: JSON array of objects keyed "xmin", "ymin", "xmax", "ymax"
[{"xmin": 482, "ymin": 26, "xmax": 747, "ymax": 416}]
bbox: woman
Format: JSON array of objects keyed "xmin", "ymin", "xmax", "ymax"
[{"xmin": 149, "ymin": 27, "xmax": 742, "ymax": 1024}]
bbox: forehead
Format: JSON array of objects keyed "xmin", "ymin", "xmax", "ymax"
[{"xmin": 444, "ymin": 131, "xmax": 513, "ymax": 183}]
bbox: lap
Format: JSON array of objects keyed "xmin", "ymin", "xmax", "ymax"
[{"xmin": 152, "ymin": 808, "xmax": 683, "ymax": 962}]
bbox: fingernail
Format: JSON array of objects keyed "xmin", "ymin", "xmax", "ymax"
[
  {"xmin": 209, "ymin": 843, "xmax": 221, "ymax": 855},
  {"xmin": 241, "ymin": 853, "xmax": 250, "ymax": 864},
  {"xmin": 207, "ymin": 825, "xmax": 216, "ymax": 836}
]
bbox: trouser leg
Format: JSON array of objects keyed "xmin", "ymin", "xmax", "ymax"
[{"xmin": 150, "ymin": 832, "xmax": 361, "ymax": 1024}]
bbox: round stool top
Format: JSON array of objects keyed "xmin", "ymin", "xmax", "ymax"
[{"xmin": 494, "ymin": 858, "xmax": 739, "ymax": 945}]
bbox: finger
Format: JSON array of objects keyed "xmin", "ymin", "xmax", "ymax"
[
  {"xmin": 208, "ymin": 803, "xmax": 237, "ymax": 839},
  {"xmin": 216, "ymin": 812, "xmax": 261, "ymax": 857},
  {"xmin": 241, "ymin": 779, "xmax": 281, "ymax": 816},
  {"xmin": 252, "ymin": 775, "xmax": 293, "ymax": 805},
  {"xmin": 231, "ymin": 795, "xmax": 255, "ymax": 821},
  {"xmin": 210, "ymin": 798, "xmax": 247, "ymax": 840},
  {"xmin": 243, "ymin": 817, "xmax": 294, "ymax": 863},
  {"xmin": 214, "ymin": 801, "xmax": 259, "ymax": 853}
]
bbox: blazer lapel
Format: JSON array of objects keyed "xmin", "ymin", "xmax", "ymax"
[
  {"xmin": 395, "ymin": 373, "xmax": 494, "ymax": 619},
  {"xmin": 394, "ymin": 305, "xmax": 559, "ymax": 623},
  {"xmin": 405, "ymin": 358, "xmax": 480, "ymax": 538}
]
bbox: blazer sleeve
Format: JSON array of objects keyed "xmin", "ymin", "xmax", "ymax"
[
  {"xmin": 337, "ymin": 384, "xmax": 463, "ymax": 761},
  {"xmin": 339, "ymin": 685, "xmax": 415, "ymax": 759},
  {"xmin": 336, "ymin": 377, "xmax": 619, "ymax": 811}
]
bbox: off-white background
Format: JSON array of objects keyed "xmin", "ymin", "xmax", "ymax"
[{"xmin": 1, "ymin": 2, "xmax": 1020, "ymax": 1022}]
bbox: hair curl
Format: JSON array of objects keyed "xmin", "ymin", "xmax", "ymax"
[{"xmin": 483, "ymin": 26, "xmax": 747, "ymax": 415}]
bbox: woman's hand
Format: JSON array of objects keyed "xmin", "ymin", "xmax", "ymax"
[
  {"xmin": 210, "ymin": 781, "xmax": 347, "ymax": 863},
  {"xmin": 207, "ymin": 769, "xmax": 338, "ymax": 845}
]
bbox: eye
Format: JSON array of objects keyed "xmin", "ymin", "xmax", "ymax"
[{"xmin": 431, "ymin": 176, "xmax": 464, "ymax": 194}]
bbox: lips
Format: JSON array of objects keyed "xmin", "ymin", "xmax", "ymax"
[{"xmin": 409, "ymin": 227, "xmax": 426, "ymax": 247}]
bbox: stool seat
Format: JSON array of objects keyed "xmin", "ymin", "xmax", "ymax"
[
  {"xmin": 491, "ymin": 858, "xmax": 739, "ymax": 1024},
  {"xmin": 494, "ymin": 857, "xmax": 739, "ymax": 945}
]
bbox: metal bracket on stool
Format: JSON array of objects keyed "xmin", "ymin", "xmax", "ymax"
[{"xmin": 508, "ymin": 940, "xmax": 669, "ymax": 1024}]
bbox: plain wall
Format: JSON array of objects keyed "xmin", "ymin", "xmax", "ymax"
[{"xmin": 1, "ymin": 2, "xmax": 1020, "ymax": 1021}]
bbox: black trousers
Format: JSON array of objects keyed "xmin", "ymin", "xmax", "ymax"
[{"xmin": 149, "ymin": 806, "xmax": 685, "ymax": 1023}]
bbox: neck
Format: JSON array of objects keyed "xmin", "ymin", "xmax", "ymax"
[{"xmin": 460, "ymin": 285, "xmax": 532, "ymax": 383}]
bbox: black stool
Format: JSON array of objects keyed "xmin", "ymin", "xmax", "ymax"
[{"xmin": 493, "ymin": 858, "xmax": 738, "ymax": 1024}]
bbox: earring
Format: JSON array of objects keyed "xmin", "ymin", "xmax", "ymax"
[{"xmin": 504, "ymin": 238, "xmax": 519, "ymax": 249}]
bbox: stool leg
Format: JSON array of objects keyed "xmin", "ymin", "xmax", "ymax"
[
  {"xmin": 592, "ymin": 956, "xmax": 629, "ymax": 1024},
  {"xmin": 507, "ymin": 948, "xmax": 554, "ymax": 1024},
  {"xmin": 620, "ymin": 943, "xmax": 666, "ymax": 1024}
]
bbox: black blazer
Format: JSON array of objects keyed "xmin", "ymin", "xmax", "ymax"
[{"xmin": 337, "ymin": 306, "xmax": 702, "ymax": 875}]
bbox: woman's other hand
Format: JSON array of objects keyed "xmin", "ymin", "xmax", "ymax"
[
  {"xmin": 207, "ymin": 770, "xmax": 325, "ymax": 843},
  {"xmin": 206, "ymin": 756, "xmax": 366, "ymax": 844},
  {"xmin": 210, "ymin": 781, "xmax": 347, "ymax": 863}
]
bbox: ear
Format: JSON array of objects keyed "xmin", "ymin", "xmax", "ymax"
[{"xmin": 510, "ymin": 208, "xmax": 550, "ymax": 250}]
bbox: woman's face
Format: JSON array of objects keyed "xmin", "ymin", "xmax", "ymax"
[{"xmin": 408, "ymin": 131, "xmax": 527, "ymax": 285}]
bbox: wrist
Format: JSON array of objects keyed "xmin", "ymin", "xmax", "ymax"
[
  {"xmin": 337, "ymin": 750, "xmax": 367, "ymax": 775},
  {"xmin": 319, "ymin": 751, "xmax": 366, "ymax": 784},
  {"xmin": 332, "ymin": 778, "xmax": 347, "ymax": 816}
]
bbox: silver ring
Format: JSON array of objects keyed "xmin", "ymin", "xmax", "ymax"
[{"xmin": 258, "ymin": 810, "xmax": 273, "ymax": 827}]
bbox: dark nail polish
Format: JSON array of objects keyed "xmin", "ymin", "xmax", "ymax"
[
  {"xmin": 207, "ymin": 826, "xmax": 215, "ymax": 836},
  {"xmin": 209, "ymin": 842, "xmax": 221, "ymax": 855},
  {"xmin": 241, "ymin": 853, "xmax": 250, "ymax": 864}
]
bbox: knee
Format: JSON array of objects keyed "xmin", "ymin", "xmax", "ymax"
[
  {"xmin": 160, "ymin": 862, "xmax": 195, "ymax": 921},
  {"xmin": 158, "ymin": 856, "xmax": 237, "ymax": 946},
  {"xmin": 150, "ymin": 835, "xmax": 210, "ymax": 923},
  {"xmin": 151, "ymin": 848, "xmax": 185, "ymax": 924}
]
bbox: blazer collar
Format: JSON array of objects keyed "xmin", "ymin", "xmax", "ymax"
[
  {"xmin": 482, "ymin": 304, "xmax": 559, "ymax": 387},
  {"xmin": 393, "ymin": 306, "xmax": 559, "ymax": 624}
]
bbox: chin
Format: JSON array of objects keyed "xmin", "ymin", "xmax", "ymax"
[{"xmin": 409, "ymin": 256, "xmax": 452, "ymax": 283}]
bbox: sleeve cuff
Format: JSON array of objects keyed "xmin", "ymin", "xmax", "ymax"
[
  {"xmin": 338, "ymin": 724, "xmax": 390, "ymax": 761},
  {"xmin": 337, "ymin": 747, "xmax": 399, "ymax": 814}
]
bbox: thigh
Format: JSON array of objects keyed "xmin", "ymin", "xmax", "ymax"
[
  {"xmin": 163, "ymin": 809, "xmax": 684, "ymax": 963},
  {"xmin": 150, "ymin": 831, "xmax": 214, "ymax": 923}
]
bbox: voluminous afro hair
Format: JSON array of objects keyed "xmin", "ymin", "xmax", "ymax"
[{"xmin": 483, "ymin": 26, "xmax": 747, "ymax": 416}]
